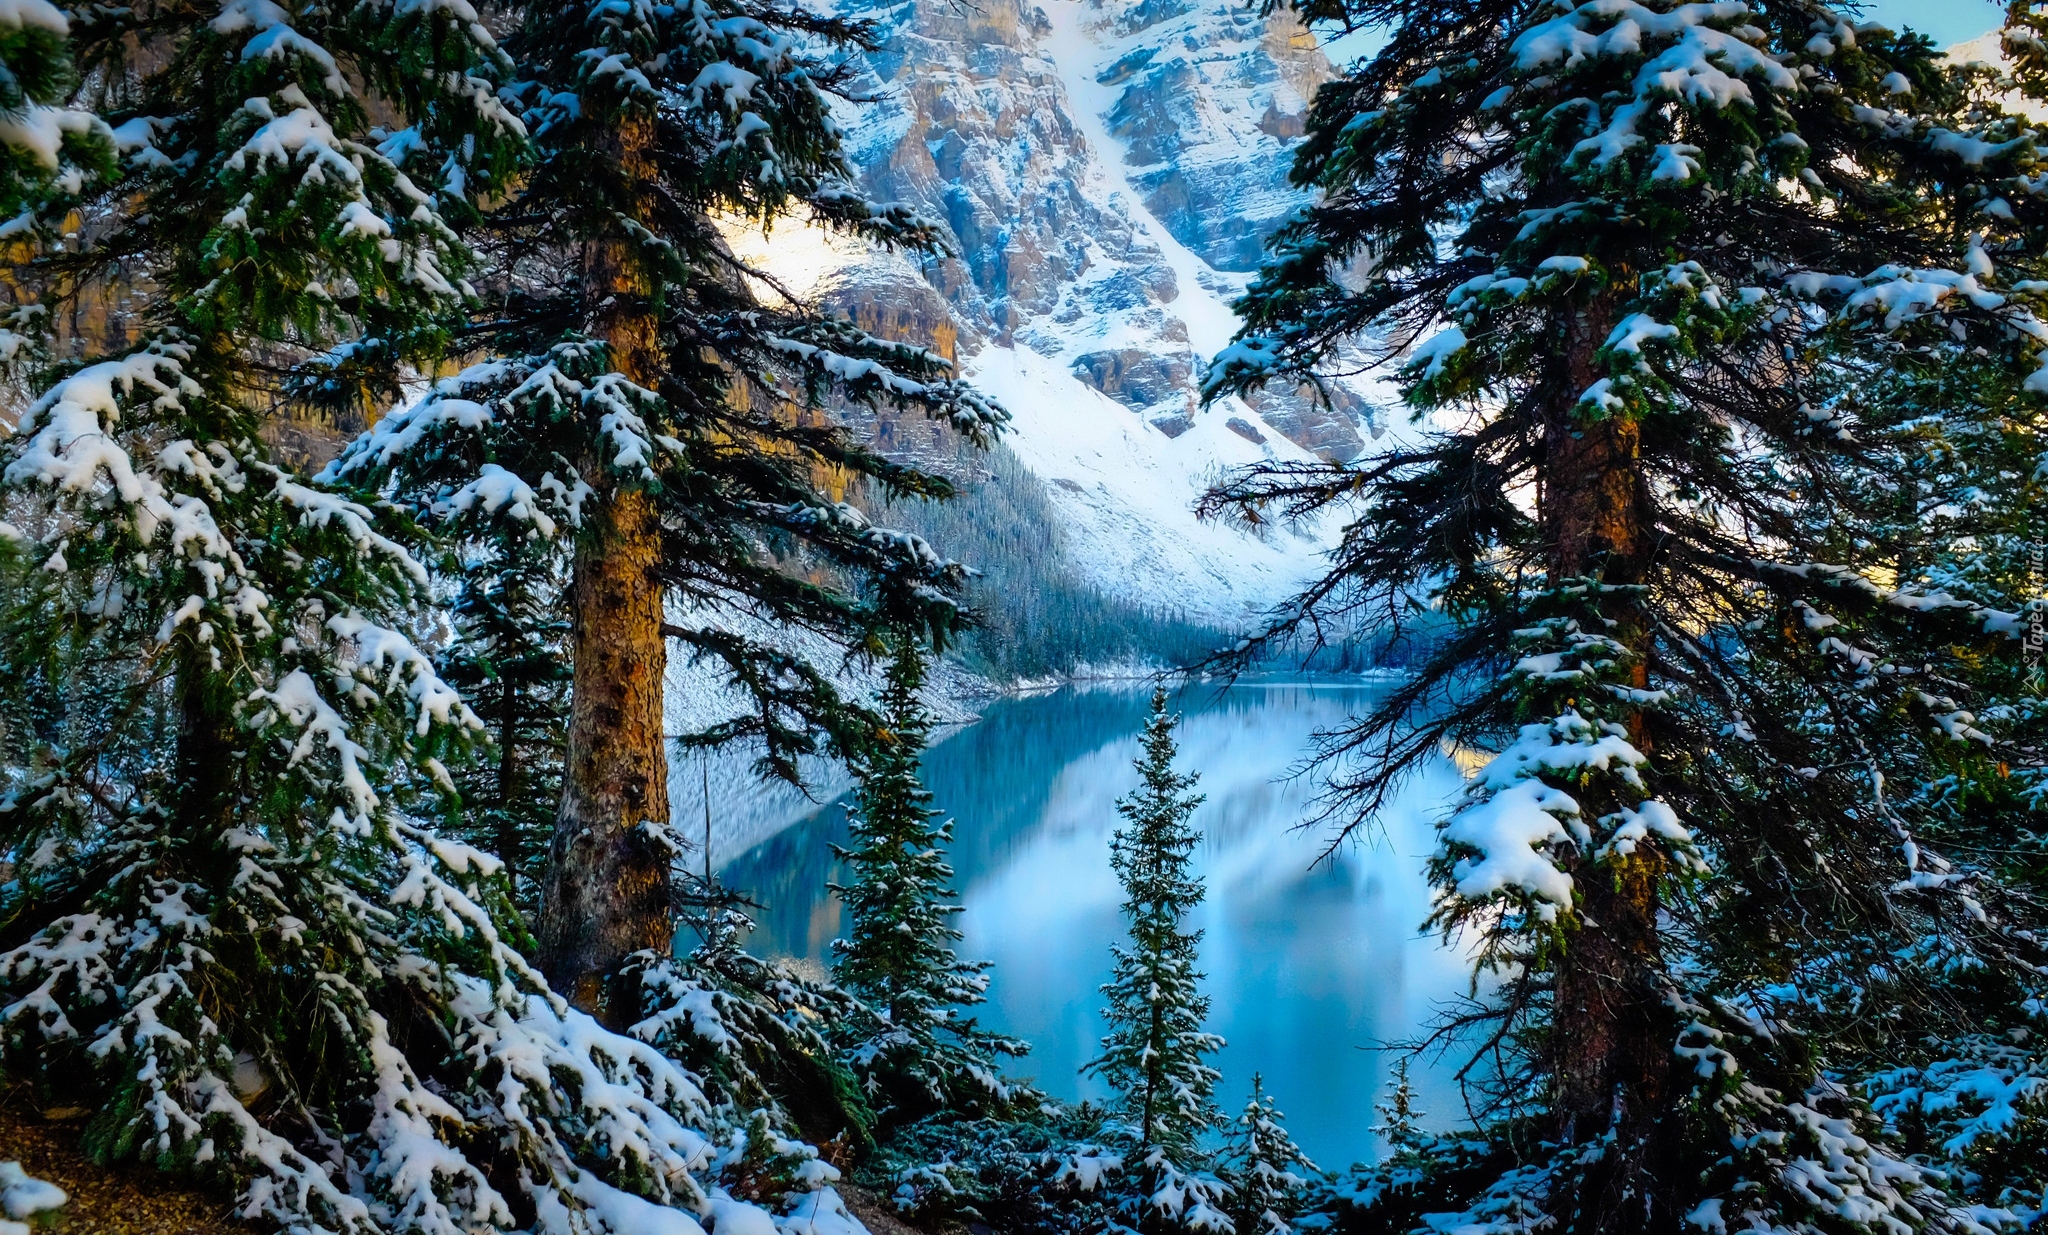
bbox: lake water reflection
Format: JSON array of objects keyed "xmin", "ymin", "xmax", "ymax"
[{"xmin": 716, "ymin": 679, "xmax": 1475, "ymax": 1168}]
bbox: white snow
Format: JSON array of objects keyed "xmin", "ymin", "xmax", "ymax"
[
  {"xmin": 777, "ymin": 1186, "xmax": 866, "ymax": 1235},
  {"xmin": 962, "ymin": 344, "xmax": 1332, "ymax": 624},
  {"xmin": 717, "ymin": 230, "xmax": 1337, "ymax": 624},
  {"xmin": 714, "ymin": 0, "xmax": 1394, "ymax": 625},
  {"xmin": 0, "ymin": 0, "xmax": 67, "ymax": 32},
  {"xmin": 0, "ymin": 1163, "xmax": 65, "ymax": 1226},
  {"xmin": 1437, "ymin": 708, "xmax": 1695, "ymax": 921},
  {"xmin": 1946, "ymin": 32, "xmax": 2048, "ymax": 121},
  {"xmin": 1441, "ymin": 778, "xmax": 1581, "ymax": 914},
  {"xmin": 0, "ymin": 105, "xmax": 101, "ymax": 171},
  {"xmin": 710, "ymin": 1194, "xmax": 781, "ymax": 1235},
  {"xmin": 1406, "ymin": 326, "xmax": 1469, "ymax": 379},
  {"xmin": 1605, "ymin": 313, "xmax": 1680, "ymax": 354}
]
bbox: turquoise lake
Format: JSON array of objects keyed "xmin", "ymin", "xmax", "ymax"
[{"xmin": 715, "ymin": 679, "xmax": 1476, "ymax": 1169}]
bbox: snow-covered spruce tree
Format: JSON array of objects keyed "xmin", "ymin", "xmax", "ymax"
[
  {"xmin": 435, "ymin": 539, "xmax": 570, "ymax": 915},
  {"xmin": 0, "ymin": 0, "xmax": 110, "ymax": 368},
  {"xmin": 0, "ymin": 3, "xmax": 813, "ymax": 1230},
  {"xmin": 1220, "ymin": 1076, "xmax": 1317, "ymax": 1235},
  {"xmin": 1801, "ymin": 284, "xmax": 2048, "ymax": 1215},
  {"xmin": 321, "ymin": 0, "xmax": 1006, "ymax": 1022},
  {"xmin": 0, "ymin": 0, "xmax": 108, "ymax": 238},
  {"xmin": 1086, "ymin": 690, "xmax": 1230, "ymax": 1233},
  {"xmin": 1810, "ymin": 21, "xmax": 2048, "ymax": 1219},
  {"xmin": 1202, "ymin": 1, "xmax": 2048, "ymax": 1230},
  {"xmin": 829, "ymin": 634, "xmax": 1026, "ymax": 1124}
]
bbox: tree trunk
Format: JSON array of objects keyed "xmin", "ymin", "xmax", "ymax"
[
  {"xmin": 1539, "ymin": 298, "xmax": 1672, "ymax": 1229},
  {"xmin": 536, "ymin": 113, "xmax": 674, "ymax": 1024}
]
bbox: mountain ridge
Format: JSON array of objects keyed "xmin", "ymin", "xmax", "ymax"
[{"xmin": 728, "ymin": 0, "xmax": 1397, "ymax": 626}]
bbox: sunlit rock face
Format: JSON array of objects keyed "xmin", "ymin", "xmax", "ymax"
[
  {"xmin": 823, "ymin": 0, "xmax": 1379, "ymax": 462},
  {"xmin": 1244, "ymin": 380, "xmax": 1375, "ymax": 462},
  {"xmin": 1098, "ymin": 0, "xmax": 1330, "ymax": 273},
  {"xmin": 837, "ymin": 0, "xmax": 1145, "ymax": 348}
]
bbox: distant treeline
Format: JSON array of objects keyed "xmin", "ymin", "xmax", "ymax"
[
  {"xmin": 856, "ymin": 440, "xmax": 1427, "ymax": 681},
  {"xmin": 856, "ymin": 442, "xmax": 1224, "ymax": 679}
]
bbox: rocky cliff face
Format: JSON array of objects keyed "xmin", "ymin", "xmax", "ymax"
[
  {"xmin": 730, "ymin": 0, "xmax": 1392, "ymax": 623},
  {"xmin": 1095, "ymin": 0, "xmax": 1329, "ymax": 272}
]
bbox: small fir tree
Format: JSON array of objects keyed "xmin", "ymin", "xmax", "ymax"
[
  {"xmin": 1371, "ymin": 1058, "xmax": 1427, "ymax": 1160},
  {"xmin": 1221, "ymin": 1076, "xmax": 1317, "ymax": 1235},
  {"xmin": 829, "ymin": 635, "xmax": 1026, "ymax": 1123},
  {"xmin": 1087, "ymin": 690, "xmax": 1230, "ymax": 1233}
]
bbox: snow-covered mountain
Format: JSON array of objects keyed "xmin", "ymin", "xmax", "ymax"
[{"xmin": 728, "ymin": 0, "xmax": 1395, "ymax": 626}]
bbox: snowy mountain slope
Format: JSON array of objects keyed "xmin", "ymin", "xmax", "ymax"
[
  {"xmin": 1049, "ymin": 0, "xmax": 1330, "ymax": 275},
  {"xmin": 725, "ymin": 0, "xmax": 1401, "ymax": 625},
  {"xmin": 963, "ymin": 345, "xmax": 1341, "ymax": 622}
]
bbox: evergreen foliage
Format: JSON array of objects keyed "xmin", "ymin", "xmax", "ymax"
[
  {"xmin": 1793, "ymin": 218, "xmax": 2048, "ymax": 1219},
  {"xmin": 320, "ymin": 0, "xmax": 1008, "ymax": 782},
  {"xmin": 434, "ymin": 541, "xmax": 569, "ymax": 913},
  {"xmin": 0, "ymin": 0, "xmax": 881, "ymax": 1228},
  {"xmin": 9, "ymin": 0, "xmax": 2048, "ymax": 1229},
  {"xmin": 1087, "ymin": 689, "xmax": 1231, "ymax": 1233},
  {"xmin": 830, "ymin": 635, "xmax": 1027, "ymax": 1123},
  {"xmin": 0, "ymin": 0, "xmax": 796, "ymax": 1226},
  {"xmin": 1090, "ymin": 689, "xmax": 1222, "ymax": 1159},
  {"xmin": 1201, "ymin": 0, "xmax": 2048, "ymax": 1229},
  {"xmin": 625, "ymin": 898, "xmax": 877, "ymax": 1157},
  {"xmin": 1220, "ymin": 1075, "xmax": 1317, "ymax": 1235},
  {"xmin": 316, "ymin": 0, "xmax": 1009, "ymax": 1015},
  {"xmin": 866, "ymin": 1105, "xmax": 1127, "ymax": 1235},
  {"xmin": 0, "ymin": 0, "xmax": 109, "ymax": 345},
  {"xmin": 1371, "ymin": 1057, "xmax": 1426, "ymax": 1160}
]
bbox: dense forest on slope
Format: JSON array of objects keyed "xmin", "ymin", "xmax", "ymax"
[{"xmin": 856, "ymin": 441, "xmax": 1229, "ymax": 679}]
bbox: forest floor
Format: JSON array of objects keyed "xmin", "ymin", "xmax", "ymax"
[{"xmin": 0, "ymin": 1087, "xmax": 256, "ymax": 1234}]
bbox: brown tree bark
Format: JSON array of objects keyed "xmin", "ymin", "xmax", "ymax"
[
  {"xmin": 1538, "ymin": 295, "xmax": 1672, "ymax": 1229},
  {"xmin": 536, "ymin": 114, "xmax": 675, "ymax": 1024}
]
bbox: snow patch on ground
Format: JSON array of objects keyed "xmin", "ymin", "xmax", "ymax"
[{"xmin": 0, "ymin": 1162, "xmax": 65, "ymax": 1235}]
